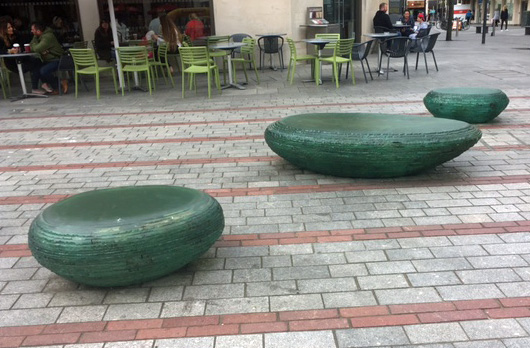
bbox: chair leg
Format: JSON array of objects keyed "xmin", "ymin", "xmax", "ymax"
[
  {"xmin": 386, "ymin": 57, "xmax": 390, "ymax": 80},
  {"xmin": 215, "ymin": 66, "xmax": 222, "ymax": 93},
  {"xmin": 207, "ymin": 70, "xmax": 212, "ymax": 99},
  {"xmin": 253, "ymin": 61, "xmax": 260, "ymax": 84},
  {"xmin": 405, "ymin": 56, "xmax": 409, "ymax": 79},
  {"xmin": 242, "ymin": 62, "xmax": 249, "ymax": 84},
  {"xmin": 415, "ymin": 52, "xmax": 420, "ymax": 70},
  {"xmin": 364, "ymin": 58, "xmax": 373, "ymax": 80},
  {"xmin": 146, "ymin": 70, "xmax": 152, "ymax": 95},
  {"xmin": 350, "ymin": 61, "xmax": 355, "ymax": 85},
  {"xmin": 315, "ymin": 59, "xmax": 320, "ymax": 86},
  {"xmin": 111, "ymin": 68, "xmax": 118, "ymax": 94},
  {"xmin": 95, "ymin": 72, "xmax": 100, "ymax": 99},
  {"xmin": 182, "ymin": 71, "xmax": 186, "ymax": 99},
  {"xmin": 166, "ymin": 63, "xmax": 175, "ymax": 87},
  {"xmin": 432, "ymin": 51, "xmax": 439, "ymax": 71},
  {"xmin": 334, "ymin": 62, "xmax": 339, "ymax": 88},
  {"xmin": 74, "ymin": 72, "xmax": 79, "ymax": 98},
  {"xmin": 423, "ymin": 51, "xmax": 429, "ymax": 74},
  {"xmin": 290, "ymin": 61, "xmax": 296, "ymax": 84},
  {"xmin": 360, "ymin": 60, "xmax": 368, "ymax": 83}
]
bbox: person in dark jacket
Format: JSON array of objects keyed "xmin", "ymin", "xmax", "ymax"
[
  {"xmin": 399, "ymin": 10, "xmax": 415, "ymax": 36},
  {"xmin": 373, "ymin": 3, "xmax": 394, "ymax": 31},
  {"xmin": 500, "ymin": 6, "xmax": 509, "ymax": 31},
  {"xmin": 94, "ymin": 19, "xmax": 113, "ymax": 62}
]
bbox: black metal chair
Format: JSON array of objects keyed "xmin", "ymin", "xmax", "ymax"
[
  {"xmin": 410, "ymin": 32, "xmax": 440, "ymax": 74},
  {"xmin": 345, "ymin": 40, "xmax": 374, "ymax": 83},
  {"xmin": 381, "ymin": 37, "xmax": 411, "ymax": 79},
  {"xmin": 257, "ymin": 36, "xmax": 285, "ymax": 71},
  {"xmin": 230, "ymin": 33, "xmax": 252, "ymax": 56}
]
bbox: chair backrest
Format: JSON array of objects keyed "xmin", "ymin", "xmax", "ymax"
[
  {"xmin": 384, "ymin": 37, "xmax": 411, "ymax": 57},
  {"xmin": 423, "ymin": 32, "xmax": 440, "ymax": 52},
  {"xmin": 374, "ymin": 26, "xmax": 388, "ymax": 33},
  {"xmin": 257, "ymin": 36, "xmax": 284, "ymax": 53},
  {"xmin": 179, "ymin": 46, "xmax": 211, "ymax": 67},
  {"xmin": 230, "ymin": 33, "xmax": 252, "ymax": 43},
  {"xmin": 157, "ymin": 42, "xmax": 169, "ymax": 61},
  {"xmin": 333, "ymin": 38, "xmax": 355, "ymax": 58},
  {"xmin": 240, "ymin": 38, "xmax": 256, "ymax": 55},
  {"xmin": 117, "ymin": 46, "xmax": 149, "ymax": 66},
  {"xmin": 73, "ymin": 41, "xmax": 88, "ymax": 49},
  {"xmin": 352, "ymin": 39, "xmax": 374, "ymax": 60},
  {"xmin": 315, "ymin": 33, "xmax": 340, "ymax": 50},
  {"xmin": 69, "ymin": 48, "xmax": 98, "ymax": 69},
  {"xmin": 416, "ymin": 26, "xmax": 432, "ymax": 39},
  {"xmin": 287, "ymin": 38, "xmax": 297, "ymax": 57}
]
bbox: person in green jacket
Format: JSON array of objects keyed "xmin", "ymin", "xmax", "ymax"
[{"xmin": 29, "ymin": 22, "xmax": 64, "ymax": 94}]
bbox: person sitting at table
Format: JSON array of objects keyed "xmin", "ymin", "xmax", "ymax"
[
  {"xmin": 94, "ymin": 19, "xmax": 113, "ymax": 62},
  {"xmin": 52, "ymin": 16, "xmax": 75, "ymax": 45},
  {"xmin": 408, "ymin": 17, "xmax": 430, "ymax": 49},
  {"xmin": 399, "ymin": 11, "xmax": 415, "ymax": 36},
  {"xmin": 151, "ymin": 14, "xmax": 182, "ymax": 74},
  {"xmin": 29, "ymin": 21, "xmax": 64, "ymax": 95},
  {"xmin": 373, "ymin": 3, "xmax": 394, "ymax": 32},
  {"xmin": 0, "ymin": 19, "xmax": 24, "ymax": 73},
  {"xmin": 185, "ymin": 13, "xmax": 204, "ymax": 42}
]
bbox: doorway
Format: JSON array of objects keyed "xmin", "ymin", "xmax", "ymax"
[{"xmin": 323, "ymin": 0, "xmax": 361, "ymax": 42}]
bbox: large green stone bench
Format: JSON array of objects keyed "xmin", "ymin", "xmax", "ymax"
[
  {"xmin": 29, "ymin": 186, "xmax": 224, "ymax": 287},
  {"xmin": 424, "ymin": 87, "xmax": 509, "ymax": 123},
  {"xmin": 264, "ymin": 113, "xmax": 482, "ymax": 178}
]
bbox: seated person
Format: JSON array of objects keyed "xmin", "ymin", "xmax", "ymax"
[
  {"xmin": 409, "ymin": 18, "xmax": 430, "ymax": 49},
  {"xmin": 399, "ymin": 11, "xmax": 415, "ymax": 36},
  {"xmin": 94, "ymin": 19, "xmax": 113, "ymax": 62},
  {"xmin": 373, "ymin": 2, "xmax": 394, "ymax": 32},
  {"xmin": 0, "ymin": 19, "xmax": 25, "ymax": 73},
  {"xmin": 29, "ymin": 21, "xmax": 64, "ymax": 95}
]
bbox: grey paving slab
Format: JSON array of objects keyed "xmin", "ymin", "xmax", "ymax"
[
  {"xmin": 270, "ymin": 294, "xmax": 323, "ymax": 312},
  {"xmin": 454, "ymin": 341, "xmax": 506, "ymax": 348},
  {"xmin": 216, "ymin": 334, "xmax": 263, "ymax": 348},
  {"xmin": 336, "ymin": 327, "xmax": 410, "ymax": 347},
  {"xmin": 205, "ymin": 296, "xmax": 269, "ymax": 315},
  {"xmin": 404, "ymin": 323, "xmax": 468, "ymax": 344},
  {"xmin": 375, "ymin": 287, "xmax": 442, "ymax": 304},
  {"xmin": 156, "ymin": 337, "xmax": 214, "ymax": 348},
  {"xmin": 461, "ymin": 319, "xmax": 527, "ymax": 340},
  {"xmin": 265, "ymin": 331, "xmax": 336, "ymax": 348}
]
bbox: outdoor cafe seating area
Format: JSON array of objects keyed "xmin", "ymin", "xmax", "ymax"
[{"xmin": 1, "ymin": 27, "xmax": 441, "ymax": 101}]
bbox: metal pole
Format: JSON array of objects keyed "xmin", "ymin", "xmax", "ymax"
[
  {"xmin": 108, "ymin": 0, "xmax": 124, "ymax": 90},
  {"xmin": 482, "ymin": 0, "xmax": 487, "ymax": 43}
]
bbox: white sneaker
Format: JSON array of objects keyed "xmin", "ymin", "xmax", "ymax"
[
  {"xmin": 31, "ymin": 89, "xmax": 46, "ymax": 95},
  {"xmin": 500, "ymin": 29, "xmax": 503, "ymax": 31},
  {"xmin": 505, "ymin": 29, "xmax": 509, "ymax": 31},
  {"xmin": 41, "ymin": 83, "xmax": 53, "ymax": 93}
]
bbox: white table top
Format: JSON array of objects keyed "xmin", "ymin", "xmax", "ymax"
[
  {"xmin": 304, "ymin": 39, "xmax": 332, "ymax": 44},
  {"xmin": 363, "ymin": 33, "xmax": 399, "ymax": 39},
  {"xmin": 209, "ymin": 42, "xmax": 247, "ymax": 50},
  {"xmin": 256, "ymin": 34, "xmax": 287, "ymax": 37}
]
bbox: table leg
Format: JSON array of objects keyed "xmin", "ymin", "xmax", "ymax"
[
  {"xmin": 10, "ymin": 61, "xmax": 48, "ymax": 102},
  {"xmin": 222, "ymin": 54, "xmax": 245, "ymax": 90},
  {"xmin": 131, "ymin": 71, "xmax": 147, "ymax": 92}
]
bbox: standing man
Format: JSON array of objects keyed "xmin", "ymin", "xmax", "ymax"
[
  {"xmin": 29, "ymin": 22, "xmax": 64, "ymax": 95},
  {"xmin": 373, "ymin": 3, "xmax": 394, "ymax": 32},
  {"xmin": 500, "ymin": 6, "xmax": 509, "ymax": 31},
  {"xmin": 149, "ymin": 9, "xmax": 165, "ymax": 36}
]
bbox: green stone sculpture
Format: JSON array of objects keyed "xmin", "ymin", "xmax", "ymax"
[
  {"xmin": 265, "ymin": 113, "xmax": 482, "ymax": 178},
  {"xmin": 424, "ymin": 87, "xmax": 509, "ymax": 123},
  {"xmin": 29, "ymin": 186, "xmax": 224, "ymax": 287}
]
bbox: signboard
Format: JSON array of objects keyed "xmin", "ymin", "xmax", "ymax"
[{"xmin": 407, "ymin": 1, "xmax": 425, "ymax": 9}]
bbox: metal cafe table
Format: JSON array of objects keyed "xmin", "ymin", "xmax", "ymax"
[
  {"xmin": 363, "ymin": 32, "xmax": 399, "ymax": 74},
  {"xmin": 0, "ymin": 52, "xmax": 48, "ymax": 101},
  {"xmin": 303, "ymin": 38, "xmax": 332, "ymax": 85},
  {"xmin": 209, "ymin": 42, "xmax": 247, "ymax": 90}
]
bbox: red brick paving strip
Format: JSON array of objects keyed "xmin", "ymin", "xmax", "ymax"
[
  {"xmin": 2, "ymin": 221, "xmax": 528, "ymax": 258},
  {"xmin": 0, "ymin": 297, "xmax": 529, "ymax": 347}
]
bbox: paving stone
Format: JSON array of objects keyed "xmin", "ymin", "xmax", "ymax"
[
  {"xmin": 413, "ymin": 258, "xmax": 473, "ymax": 272},
  {"xmin": 298, "ymin": 278, "xmax": 357, "ymax": 293},
  {"xmin": 503, "ymin": 337, "xmax": 530, "ymax": 348},
  {"xmin": 461, "ymin": 319, "xmax": 527, "ymax": 340},
  {"xmin": 407, "ymin": 271, "xmax": 461, "ymax": 286},
  {"xmin": 49, "ymin": 290, "xmax": 106, "ymax": 306},
  {"xmin": 161, "ymin": 300, "xmax": 205, "ymax": 317},
  {"xmin": 216, "ymin": 334, "xmax": 263, "ymax": 348},
  {"xmin": 322, "ymin": 291, "xmax": 377, "ymax": 308},
  {"xmin": 366, "ymin": 261, "xmax": 416, "ymax": 275},
  {"xmin": 193, "ymin": 270, "xmax": 233, "ymax": 285},
  {"xmin": 437, "ymin": 284, "xmax": 505, "ymax": 301},
  {"xmin": 57, "ymin": 305, "xmax": 107, "ymax": 323},
  {"xmin": 273, "ymin": 266, "xmax": 330, "ymax": 280},
  {"xmin": 358, "ymin": 274, "xmax": 409, "ymax": 289},
  {"xmin": 345, "ymin": 250, "xmax": 387, "ymax": 263},
  {"xmin": 292, "ymin": 253, "xmax": 346, "ymax": 266},
  {"xmin": 0, "ymin": 307, "xmax": 62, "ymax": 326},
  {"xmin": 336, "ymin": 327, "xmax": 410, "ymax": 347},
  {"xmin": 0, "ymin": 294, "xmax": 18, "ymax": 310},
  {"xmin": 404, "ymin": 323, "xmax": 468, "ymax": 344},
  {"xmin": 104, "ymin": 341, "xmax": 153, "ymax": 348},
  {"xmin": 457, "ymin": 269, "xmax": 522, "ymax": 284},
  {"xmin": 206, "ymin": 297, "xmax": 269, "ymax": 315},
  {"xmin": 313, "ymin": 242, "xmax": 365, "ymax": 253},
  {"xmin": 270, "ymin": 244, "xmax": 313, "ymax": 255},
  {"xmin": 265, "ymin": 330, "xmax": 336, "ymax": 348},
  {"xmin": 375, "ymin": 287, "xmax": 442, "ymax": 305},
  {"xmin": 103, "ymin": 303, "xmax": 162, "ymax": 321},
  {"xmin": 454, "ymin": 341, "xmax": 506, "ymax": 348},
  {"xmin": 398, "ymin": 237, "xmax": 452, "ymax": 249},
  {"xmin": 262, "ymin": 256, "xmax": 291, "ymax": 268},
  {"xmin": 270, "ymin": 294, "xmax": 323, "ymax": 312},
  {"xmin": 468, "ymin": 256, "xmax": 528, "ymax": 269},
  {"xmin": 225, "ymin": 257, "xmax": 262, "ymax": 269},
  {"xmin": 233, "ymin": 269, "xmax": 272, "ymax": 283},
  {"xmin": 497, "ymin": 282, "xmax": 530, "ymax": 297},
  {"xmin": 329, "ymin": 264, "xmax": 368, "ymax": 277},
  {"xmin": 430, "ymin": 245, "xmax": 489, "ymax": 258},
  {"xmin": 13, "ymin": 293, "xmax": 53, "ymax": 309},
  {"xmin": 449, "ymin": 235, "xmax": 505, "ymax": 245},
  {"xmin": 156, "ymin": 337, "xmax": 214, "ymax": 348},
  {"xmin": 147, "ymin": 286, "xmax": 184, "ymax": 302},
  {"xmin": 1, "ymin": 279, "xmax": 48, "ymax": 294},
  {"xmin": 183, "ymin": 284, "xmax": 244, "ymax": 300},
  {"xmin": 386, "ymin": 248, "xmax": 434, "ymax": 261}
]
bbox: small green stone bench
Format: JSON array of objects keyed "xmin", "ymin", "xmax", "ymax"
[
  {"xmin": 264, "ymin": 113, "xmax": 482, "ymax": 178},
  {"xmin": 29, "ymin": 186, "xmax": 224, "ymax": 287},
  {"xmin": 424, "ymin": 87, "xmax": 509, "ymax": 123}
]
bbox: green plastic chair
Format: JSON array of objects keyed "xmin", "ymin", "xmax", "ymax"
[
  {"xmin": 286, "ymin": 38, "xmax": 316, "ymax": 85},
  {"xmin": 316, "ymin": 38, "xmax": 355, "ymax": 88},
  {"xmin": 0, "ymin": 59, "xmax": 11, "ymax": 99},
  {"xmin": 207, "ymin": 35, "xmax": 229, "ymax": 84},
  {"xmin": 149, "ymin": 43, "xmax": 175, "ymax": 87},
  {"xmin": 231, "ymin": 38, "xmax": 259, "ymax": 85},
  {"xmin": 69, "ymin": 48, "xmax": 118, "ymax": 99},
  {"xmin": 117, "ymin": 46, "xmax": 153, "ymax": 95},
  {"xmin": 314, "ymin": 33, "xmax": 340, "ymax": 56},
  {"xmin": 179, "ymin": 46, "xmax": 221, "ymax": 99}
]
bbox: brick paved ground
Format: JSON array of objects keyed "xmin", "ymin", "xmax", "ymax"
[{"xmin": 1, "ymin": 28, "xmax": 530, "ymax": 347}]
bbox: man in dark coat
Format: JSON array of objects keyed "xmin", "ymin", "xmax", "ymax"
[{"xmin": 373, "ymin": 3, "xmax": 394, "ymax": 31}]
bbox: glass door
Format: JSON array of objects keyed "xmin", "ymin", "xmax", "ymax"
[{"xmin": 324, "ymin": 0, "xmax": 357, "ymax": 40}]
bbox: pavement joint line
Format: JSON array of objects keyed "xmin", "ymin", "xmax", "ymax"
[
  {"xmin": 2, "ymin": 221, "xmax": 528, "ymax": 256},
  {"xmin": 0, "ymin": 95, "xmax": 529, "ymax": 121},
  {"xmin": 0, "ymin": 111, "xmax": 529, "ymax": 136},
  {"xmin": 1, "ymin": 297, "xmax": 530, "ymax": 346},
  {"xmin": 0, "ymin": 173, "xmax": 528, "ymax": 205}
]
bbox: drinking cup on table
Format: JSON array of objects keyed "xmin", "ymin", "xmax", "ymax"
[
  {"xmin": 396, "ymin": 20, "xmax": 402, "ymax": 24},
  {"xmin": 24, "ymin": 44, "xmax": 30, "ymax": 53},
  {"xmin": 133, "ymin": 33, "xmax": 138, "ymax": 40},
  {"xmin": 12, "ymin": 43, "xmax": 20, "ymax": 53}
]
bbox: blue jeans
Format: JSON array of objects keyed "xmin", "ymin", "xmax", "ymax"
[{"xmin": 31, "ymin": 59, "xmax": 60, "ymax": 90}]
